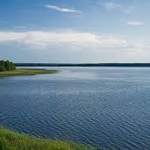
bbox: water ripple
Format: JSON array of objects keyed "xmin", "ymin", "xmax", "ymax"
[{"xmin": 1, "ymin": 67, "xmax": 150, "ymax": 149}]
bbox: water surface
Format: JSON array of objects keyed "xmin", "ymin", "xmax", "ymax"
[{"xmin": 0, "ymin": 67, "xmax": 150, "ymax": 150}]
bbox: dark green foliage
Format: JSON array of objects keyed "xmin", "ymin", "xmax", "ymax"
[{"xmin": 0, "ymin": 60, "xmax": 16, "ymax": 72}]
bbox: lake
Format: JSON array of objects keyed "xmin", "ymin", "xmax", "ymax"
[{"xmin": 0, "ymin": 67, "xmax": 150, "ymax": 150}]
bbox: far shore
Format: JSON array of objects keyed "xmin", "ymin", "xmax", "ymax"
[
  {"xmin": 0, "ymin": 69, "xmax": 58, "ymax": 77},
  {"xmin": 15, "ymin": 63, "xmax": 150, "ymax": 67}
]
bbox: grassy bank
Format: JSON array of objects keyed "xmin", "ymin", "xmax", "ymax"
[
  {"xmin": 0, "ymin": 69, "xmax": 58, "ymax": 77},
  {"xmin": 0, "ymin": 126, "xmax": 95, "ymax": 150}
]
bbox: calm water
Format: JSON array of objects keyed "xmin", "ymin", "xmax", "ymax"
[{"xmin": 1, "ymin": 67, "xmax": 150, "ymax": 150}]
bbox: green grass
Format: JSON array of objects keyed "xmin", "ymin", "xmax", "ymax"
[
  {"xmin": 0, "ymin": 126, "xmax": 95, "ymax": 150},
  {"xmin": 0, "ymin": 69, "xmax": 58, "ymax": 77}
]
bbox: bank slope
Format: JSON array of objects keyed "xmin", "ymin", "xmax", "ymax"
[{"xmin": 0, "ymin": 126, "xmax": 95, "ymax": 150}]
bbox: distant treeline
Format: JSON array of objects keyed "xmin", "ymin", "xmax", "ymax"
[
  {"xmin": 15, "ymin": 63, "xmax": 150, "ymax": 67},
  {"xmin": 0, "ymin": 60, "xmax": 16, "ymax": 71}
]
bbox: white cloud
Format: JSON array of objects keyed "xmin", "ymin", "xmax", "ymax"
[
  {"xmin": 0, "ymin": 30, "xmax": 129, "ymax": 50},
  {"xmin": 1, "ymin": 30, "xmax": 150, "ymax": 60},
  {"xmin": 124, "ymin": 6, "xmax": 135, "ymax": 14},
  {"xmin": 103, "ymin": 2, "xmax": 134, "ymax": 14},
  {"xmin": 45, "ymin": 5, "xmax": 80, "ymax": 13},
  {"xmin": 103, "ymin": 2, "xmax": 122, "ymax": 10},
  {"xmin": 12, "ymin": 26, "xmax": 27, "ymax": 29},
  {"xmin": 127, "ymin": 21, "xmax": 144, "ymax": 26}
]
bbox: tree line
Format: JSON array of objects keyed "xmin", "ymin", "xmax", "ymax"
[{"xmin": 0, "ymin": 60, "xmax": 16, "ymax": 72}]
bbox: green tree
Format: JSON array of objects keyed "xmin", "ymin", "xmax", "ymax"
[{"xmin": 0, "ymin": 60, "xmax": 16, "ymax": 72}]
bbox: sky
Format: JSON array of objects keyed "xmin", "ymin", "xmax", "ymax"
[{"xmin": 0, "ymin": 0, "xmax": 150, "ymax": 63}]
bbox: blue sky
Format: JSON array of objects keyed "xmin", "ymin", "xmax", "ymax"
[{"xmin": 0, "ymin": 0, "xmax": 150, "ymax": 63}]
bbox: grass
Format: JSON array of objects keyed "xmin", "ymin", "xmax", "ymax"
[
  {"xmin": 0, "ymin": 126, "xmax": 96, "ymax": 150},
  {"xmin": 0, "ymin": 69, "xmax": 58, "ymax": 77}
]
